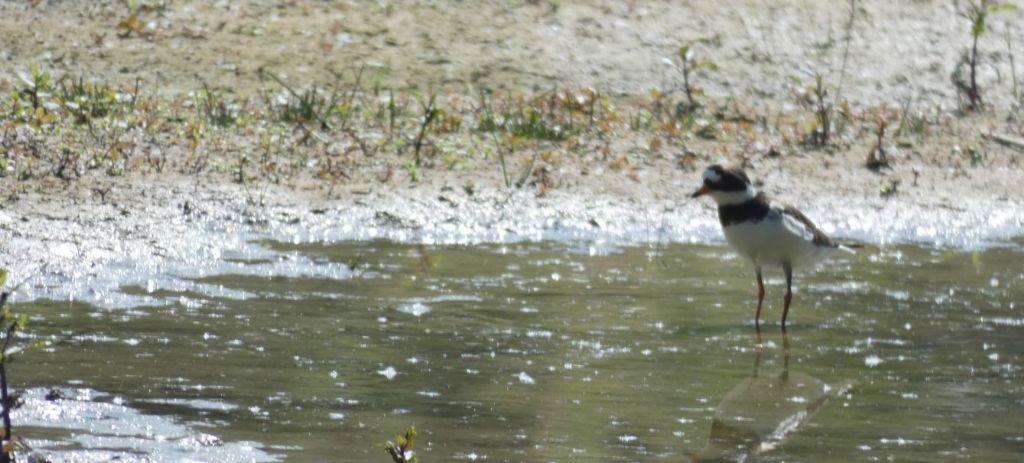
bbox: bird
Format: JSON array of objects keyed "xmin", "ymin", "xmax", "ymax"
[{"xmin": 691, "ymin": 164, "xmax": 853, "ymax": 330}]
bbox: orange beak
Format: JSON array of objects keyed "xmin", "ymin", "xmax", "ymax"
[{"xmin": 691, "ymin": 184, "xmax": 710, "ymax": 198}]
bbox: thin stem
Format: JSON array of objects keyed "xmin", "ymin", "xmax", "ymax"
[
  {"xmin": 413, "ymin": 93, "xmax": 438, "ymax": 168},
  {"xmin": 0, "ymin": 295, "xmax": 15, "ymax": 463},
  {"xmin": 970, "ymin": 32, "xmax": 981, "ymax": 109},
  {"xmin": 683, "ymin": 58, "xmax": 695, "ymax": 110},
  {"xmin": 1008, "ymin": 31, "xmax": 1020, "ymax": 101},
  {"xmin": 1, "ymin": 360, "xmax": 10, "ymax": 456},
  {"xmin": 491, "ymin": 131, "xmax": 511, "ymax": 189},
  {"xmin": 833, "ymin": 0, "xmax": 857, "ymax": 108}
]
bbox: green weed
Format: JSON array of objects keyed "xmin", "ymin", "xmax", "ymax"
[
  {"xmin": 381, "ymin": 426, "xmax": 418, "ymax": 463},
  {"xmin": 195, "ymin": 84, "xmax": 240, "ymax": 127},
  {"xmin": 0, "ymin": 269, "xmax": 51, "ymax": 462},
  {"xmin": 261, "ymin": 71, "xmax": 340, "ymax": 129},
  {"xmin": 953, "ymin": 0, "xmax": 1018, "ymax": 111},
  {"xmin": 412, "ymin": 92, "xmax": 438, "ymax": 167},
  {"xmin": 57, "ymin": 77, "xmax": 118, "ymax": 123},
  {"xmin": 672, "ymin": 41, "xmax": 718, "ymax": 115},
  {"xmin": 792, "ymin": 73, "xmax": 835, "ymax": 147}
]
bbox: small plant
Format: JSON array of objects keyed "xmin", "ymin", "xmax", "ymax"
[
  {"xmin": 195, "ymin": 84, "xmax": 239, "ymax": 127},
  {"xmin": 879, "ymin": 178, "xmax": 900, "ymax": 197},
  {"xmin": 515, "ymin": 150, "xmax": 541, "ymax": 190},
  {"xmin": 490, "ymin": 132, "xmax": 513, "ymax": 189},
  {"xmin": 53, "ymin": 146, "xmax": 82, "ymax": 180},
  {"xmin": 473, "ymin": 88, "xmax": 604, "ymax": 143},
  {"xmin": 0, "ymin": 269, "xmax": 34, "ymax": 462},
  {"xmin": 811, "ymin": 73, "xmax": 834, "ymax": 146},
  {"xmin": 508, "ymin": 94, "xmax": 567, "ymax": 140},
  {"xmin": 387, "ymin": 89, "xmax": 399, "ymax": 139},
  {"xmin": 474, "ymin": 89, "xmax": 514, "ymax": 187},
  {"xmin": 329, "ymin": 65, "xmax": 367, "ymax": 132},
  {"xmin": 893, "ymin": 96, "xmax": 928, "ymax": 138},
  {"xmin": 412, "ymin": 93, "xmax": 438, "ymax": 168},
  {"xmin": 964, "ymin": 144, "xmax": 986, "ymax": 166},
  {"xmin": 643, "ymin": 88, "xmax": 670, "ymax": 125},
  {"xmin": 261, "ymin": 71, "xmax": 340, "ymax": 130},
  {"xmin": 866, "ymin": 112, "xmax": 891, "ymax": 170},
  {"xmin": 57, "ymin": 77, "xmax": 119, "ymax": 124},
  {"xmin": 952, "ymin": 0, "xmax": 1018, "ymax": 112},
  {"xmin": 628, "ymin": 108, "xmax": 656, "ymax": 131},
  {"xmin": 116, "ymin": 14, "xmax": 143, "ymax": 38},
  {"xmin": 670, "ymin": 42, "xmax": 718, "ymax": 116},
  {"xmin": 792, "ymin": 73, "xmax": 835, "ymax": 147},
  {"xmin": 405, "ymin": 160, "xmax": 420, "ymax": 182},
  {"xmin": 382, "ymin": 426, "xmax": 419, "ymax": 463},
  {"xmin": 1008, "ymin": 31, "xmax": 1022, "ymax": 105},
  {"xmin": 21, "ymin": 65, "xmax": 52, "ymax": 111}
]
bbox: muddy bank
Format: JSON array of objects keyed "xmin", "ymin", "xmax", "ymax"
[{"xmin": 1, "ymin": 156, "xmax": 1021, "ymax": 306}]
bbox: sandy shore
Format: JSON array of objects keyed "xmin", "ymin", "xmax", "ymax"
[
  {"xmin": 2, "ymin": 149, "xmax": 1021, "ymax": 305},
  {"xmin": 1, "ymin": 0, "xmax": 1023, "ymax": 303}
]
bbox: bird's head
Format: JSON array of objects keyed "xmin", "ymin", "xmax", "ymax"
[{"xmin": 691, "ymin": 164, "xmax": 757, "ymax": 206}]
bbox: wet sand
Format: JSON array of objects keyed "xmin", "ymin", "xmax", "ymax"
[{"xmin": 1, "ymin": 0, "xmax": 1023, "ymax": 301}]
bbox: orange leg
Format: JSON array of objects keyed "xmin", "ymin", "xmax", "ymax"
[
  {"xmin": 755, "ymin": 265, "xmax": 765, "ymax": 329},
  {"xmin": 753, "ymin": 330, "xmax": 764, "ymax": 374},
  {"xmin": 781, "ymin": 263, "xmax": 793, "ymax": 331},
  {"xmin": 782, "ymin": 330, "xmax": 791, "ymax": 370}
]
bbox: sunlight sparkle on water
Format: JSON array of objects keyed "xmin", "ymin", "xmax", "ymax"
[
  {"xmin": 398, "ymin": 302, "xmax": 431, "ymax": 317},
  {"xmin": 515, "ymin": 372, "xmax": 536, "ymax": 385},
  {"xmin": 378, "ymin": 366, "xmax": 398, "ymax": 380}
]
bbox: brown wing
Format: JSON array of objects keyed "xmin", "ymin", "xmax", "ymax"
[{"xmin": 780, "ymin": 205, "xmax": 837, "ymax": 248}]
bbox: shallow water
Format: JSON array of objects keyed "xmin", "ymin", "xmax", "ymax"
[{"xmin": 10, "ymin": 239, "xmax": 1024, "ymax": 462}]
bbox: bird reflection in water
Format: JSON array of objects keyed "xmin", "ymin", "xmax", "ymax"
[{"xmin": 689, "ymin": 333, "xmax": 852, "ymax": 462}]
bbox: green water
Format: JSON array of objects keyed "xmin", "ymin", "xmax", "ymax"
[{"xmin": 12, "ymin": 240, "xmax": 1024, "ymax": 461}]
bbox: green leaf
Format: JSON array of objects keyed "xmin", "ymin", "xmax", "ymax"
[
  {"xmin": 972, "ymin": 16, "xmax": 986, "ymax": 37},
  {"xmin": 989, "ymin": 2, "xmax": 1018, "ymax": 13},
  {"xmin": 697, "ymin": 60, "xmax": 719, "ymax": 71},
  {"xmin": 405, "ymin": 426, "xmax": 417, "ymax": 449},
  {"xmin": 0, "ymin": 268, "xmax": 8, "ymax": 288},
  {"xmin": 678, "ymin": 45, "xmax": 690, "ymax": 60}
]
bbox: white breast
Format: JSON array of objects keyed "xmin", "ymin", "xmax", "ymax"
[{"xmin": 722, "ymin": 210, "xmax": 836, "ymax": 268}]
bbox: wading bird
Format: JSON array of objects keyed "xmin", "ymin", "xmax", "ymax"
[{"xmin": 691, "ymin": 164, "xmax": 853, "ymax": 330}]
